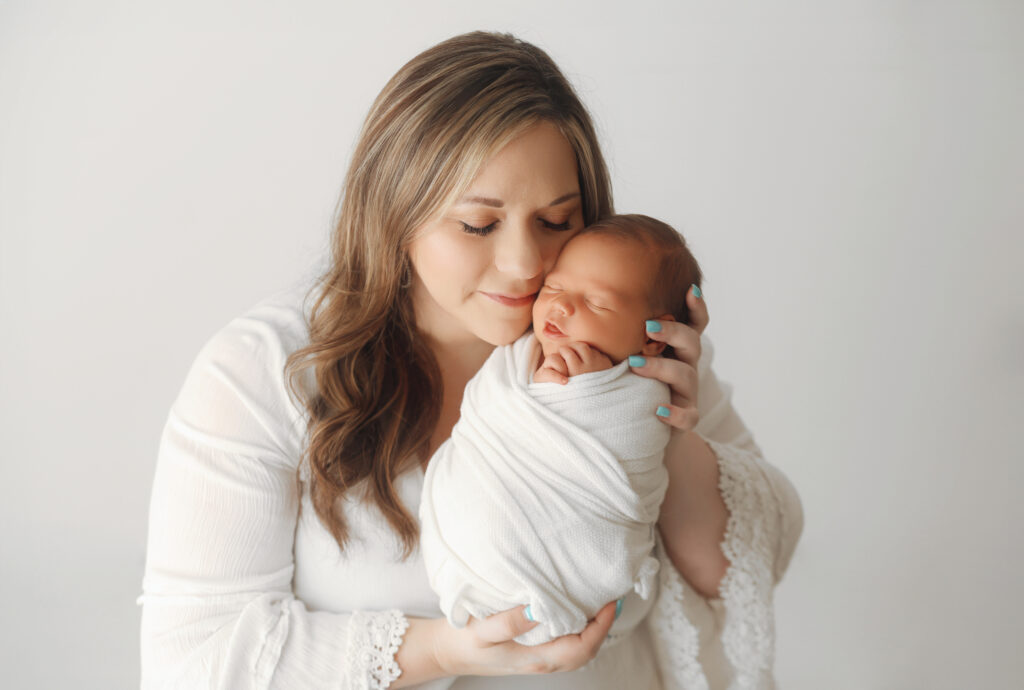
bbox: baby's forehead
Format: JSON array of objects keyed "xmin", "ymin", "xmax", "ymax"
[
  {"xmin": 552, "ymin": 231, "xmax": 658, "ymax": 293},
  {"xmin": 561, "ymin": 230, "xmax": 646, "ymax": 260}
]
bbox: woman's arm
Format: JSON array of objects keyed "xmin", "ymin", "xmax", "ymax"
[
  {"xmin": 392, "ymin": 602, "xmax": 618, "ymax": 687},
  {"xmin": 657, "ymin": 427, "xmax": 731, "ymax": 599},
  {"xmin": 139, "ymin": 313, "xmax": 413, "ymax": 689},
  {"xmin": 630, "ymin": 288, "xmax": 804, "ymax": 599},
  {"xmin": 141, "ymin": 305, "xmax": 620, "ymax": 689}
]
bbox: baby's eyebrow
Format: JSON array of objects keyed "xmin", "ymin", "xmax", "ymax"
[
  {"xmin": 584, "ymin": 281, "xmax": 629, "ymax": 302},
  {"xmin": 589, "ymin": 289, "xmax": 625, "ymax": 304}
]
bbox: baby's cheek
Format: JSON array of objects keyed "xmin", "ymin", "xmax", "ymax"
[
  {"xmin": 606, "ymin": 312, "xmax": 648, "ymax": 357},
  {"xmin": 531, "ymin": 297, "xmax": 550, "ymax": 331}
]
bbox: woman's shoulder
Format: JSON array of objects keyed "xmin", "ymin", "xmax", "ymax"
[
  {"xmin": 211, "ymin": 277, "xmax": 317, "ymax": 359},
  {"xmin": 170, "ymin": 277, "xmax": 321, "ymax": 464}
]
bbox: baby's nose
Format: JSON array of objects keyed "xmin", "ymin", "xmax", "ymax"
[{"xmin": 551, "ymin": 296, "xmax": 573, "ymax": 316}]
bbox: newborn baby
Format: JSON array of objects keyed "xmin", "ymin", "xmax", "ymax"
[{"xmin": 419, "ymin": 214, "xmax": 704, "ymax": 645}]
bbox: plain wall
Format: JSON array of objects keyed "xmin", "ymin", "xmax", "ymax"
[{"xmin": 1, "ymin": 1, "xmax": 1021, "ymax": 688}]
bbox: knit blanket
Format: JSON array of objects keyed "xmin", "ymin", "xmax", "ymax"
[{"xmin": 419, "ymin": 331, "xmax": 671, "ymax": 645}]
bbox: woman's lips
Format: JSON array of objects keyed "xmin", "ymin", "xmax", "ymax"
[
  {"xmin": 480, "ymin": 291, "xmax": 536, "ymax": 307},
  {"xmin": 543, "ymin": 321, "xmax": 567, "ymax": 338}
]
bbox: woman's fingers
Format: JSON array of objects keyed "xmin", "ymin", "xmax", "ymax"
[
  {"xmin": 541, "ymin": 600, "xmax": 617, "ymax": 667},
  {"xmin": 651, "ymin": 402, "xmax": 700, "ymax": 431},
  {"xmin": 457, "ymin": 601, "xmax": 616, "ymax": 677},
  {"xmin": 645, "ymin": 319, "xmax": 701, "ymax": 370},
  {"xmin": 576, "ymin": 599, "xmax": 618, "ymax": 650},
  {"xmin": 629, "ymin": 354, "xmax": 697, "ymax": 404},
  {"xmin": 686, "ymin": 284, "xmax": 709, "ymax": 335},
  {"xmin": 469, "ymin": 605, "xmax": 540, "ymax": 644}
]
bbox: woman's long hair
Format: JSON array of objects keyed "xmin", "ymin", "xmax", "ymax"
[{"xmin": 285, "ymin": 31, "xmax": 614, "ymax": 558}]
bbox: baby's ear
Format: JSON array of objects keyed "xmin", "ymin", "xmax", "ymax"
[{"xmin": 641, "ymin": 314, "xmax": 675, "ymax": 356}]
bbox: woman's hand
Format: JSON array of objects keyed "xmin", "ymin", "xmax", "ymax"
[
  {"xmin": 629, "ymin": 285, "xmax": 730, "ymax": 600},
  {"xmin": 630, "ymin": 285, "xmax": 709, "ymax": 430},
  {"xmin": 417, "ymin": 601, "xmax": 616, "ymax": 682}
]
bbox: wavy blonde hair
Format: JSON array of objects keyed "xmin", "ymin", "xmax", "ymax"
[{"xmin": 285, "ymin": 31, "xmax": 614, "ymax": 558}]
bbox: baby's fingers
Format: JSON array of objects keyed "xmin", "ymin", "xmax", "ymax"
[
  {"xmin": 558, "ymin": 345, "xmax": 583, "ymax": 368},
  {"xmin": 542, "ymin": 353, "xmax": 569, "ymax": 376}
]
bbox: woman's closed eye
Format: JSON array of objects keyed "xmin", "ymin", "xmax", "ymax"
[
  {"xmin": 459, "ymin": 218, "xmax": 574, "ymax": 237},
  {"xmin": 460, "ymin": 220, "xmax": 498, "ymax": 236},
  {"xmin": 542, "ymin": 219, "xmax": 572, "ymax": 231}
]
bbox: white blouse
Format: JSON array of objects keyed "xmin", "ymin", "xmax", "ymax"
[{"xmin": 138, "ymin": 279, "xmax": 803, "ymax": 690}]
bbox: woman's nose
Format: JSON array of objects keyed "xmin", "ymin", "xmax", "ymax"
[{"xmin": 494, "ymin": 223, "xmax": 543, "ymax": 280}]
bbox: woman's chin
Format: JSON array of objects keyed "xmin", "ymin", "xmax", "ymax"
[{"xmin": 475, "ymin": 319, "xmax": 532, "ymax": 347}]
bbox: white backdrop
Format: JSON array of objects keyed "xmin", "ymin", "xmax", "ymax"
[{"xmin": 1, "ymin": 1, "xmax": 1021, "ymax": 688}]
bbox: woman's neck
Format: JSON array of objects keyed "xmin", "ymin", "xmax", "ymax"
[
  {"xmin": 418, "ymin": 338, "xmax": 492, "ymax": 464},
  {"xmin": 425, "ymin": 335, "xmax": 495, "ymax": 384}
]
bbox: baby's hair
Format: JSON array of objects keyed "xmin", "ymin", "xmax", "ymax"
[{"xmin": 577, "ymin": 214, "xmax": 703, "ymax": 326}]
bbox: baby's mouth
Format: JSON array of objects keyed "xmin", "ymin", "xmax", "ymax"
[{"xmin": 543, "ymin": 321, "xmax": 568, "ymax": 339}]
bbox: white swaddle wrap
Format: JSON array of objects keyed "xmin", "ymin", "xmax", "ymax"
[{"xmin": 419, "ymin": 332, "xmax": 672, "ymax": 645}]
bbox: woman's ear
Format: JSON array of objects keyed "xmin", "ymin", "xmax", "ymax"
[{"xmin": 641, "ymin": 314, "xmax": 675, "ymax": 356}]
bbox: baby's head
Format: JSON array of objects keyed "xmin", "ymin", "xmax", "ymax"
[{"xmin": 532, "ymin": 214, "xmax": 703, "ymax": 363}]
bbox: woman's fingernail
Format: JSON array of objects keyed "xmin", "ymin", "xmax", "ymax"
[
  {"xmin": 656, "ymin": 406, "xmax": 671, "ymax": 418},
  {"xmin": 691, "ymin": 284, "xmax": 702, "ymax": 298},
  {"xmin": 614, "ymin": 598, "xmax": 624, "ymax": 620},
  {"xmin": 645, "ymin": 320, "xmax": 662, "ymax": 333},
  {"xmin": 628, "ymin": 355, "xmax": 646, "ymax": 367},
  {"xmin": 524, "ymin": 605, "xmax": 534, "ymax": 622}
]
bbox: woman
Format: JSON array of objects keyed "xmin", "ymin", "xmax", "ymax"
[{"xmin": 139, "ymin": 31, "xmax": 803, "ymax": 689}]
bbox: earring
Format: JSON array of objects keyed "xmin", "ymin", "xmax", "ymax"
[{"xmin": 401, "ymin": 257, "xmax": 413, "ymax": 289}]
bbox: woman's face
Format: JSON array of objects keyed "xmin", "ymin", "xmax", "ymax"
[{"xmin": 408, "ymin": 121, "xmax": 584, "ymax": 347}]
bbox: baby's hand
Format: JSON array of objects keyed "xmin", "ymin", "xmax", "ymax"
[
  {"xmin": 559, "ymin": 342, "xmax": 613, "ymax": 377},
  {"xmin": 535, "ymin": 352, "xmax": 570, "ymax": 385}
]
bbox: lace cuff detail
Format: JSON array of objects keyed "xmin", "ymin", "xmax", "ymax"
[
  {"xmin": 345, "ymin": 609, "xmax": 410, "ymax": 690},
  {"xmin": 710, "ymin": 438, "xmax": 778, "ymax": 689},
  {"xmin": 647, "ymin": 532, "xmax": 709, "ymax": 690},
  {"xmin": 646, "ymin": 439, "xmax": 789, "ymax": 689}
]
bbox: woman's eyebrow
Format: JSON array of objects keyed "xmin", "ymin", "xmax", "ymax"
[{"xmin": 454, "ymin": 191, "xmax": 580, "ymax": 208}]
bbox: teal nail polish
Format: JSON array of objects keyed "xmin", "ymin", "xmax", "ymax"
[
  {"xmin": 628, "ymin": 355, "xmax": 646, "ymax": 367},
  {"xmin": 614, "ymin": 598, "xmax": 624, "ymax": 620},
  {"xmin": 645, "ymin": 320, "xmax": 662, "ymax": 333},
  {"xmin": 524, "ymin": 605, "xmax": 534, "ymax": 622},
  {"xmin": 656, "ymin": 406, "xmax": 671, "ymax": 418},
  {"xmin": 691, "ymin": 284, "xmax": 702, "ymax": 298}
]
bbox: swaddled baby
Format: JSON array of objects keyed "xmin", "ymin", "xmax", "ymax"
[{"xmin": 419, "ymin": 214, "xmax": 704, "ymax": 645}]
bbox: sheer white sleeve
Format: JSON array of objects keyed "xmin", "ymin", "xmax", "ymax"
[
  {"xmin": 647, "ymin": 332, "xmax": 804, "ymax": 690},
  {"xmin": 138, "ymin": 312, "xmax": 409, "ymax": 689}
]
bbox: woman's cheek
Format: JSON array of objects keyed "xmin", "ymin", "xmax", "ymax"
[{"xmin": 531, "ymin": 296, "xmax": 547, "ymax": 325}]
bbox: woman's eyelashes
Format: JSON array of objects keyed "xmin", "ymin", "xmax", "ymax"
[
  {"xmin": 459, "ymin": 218, "xmax": 573, "ymax": 236},
  {"xmin": 460, "ymin": 221, "xmax": 497, "ymax": 236}
]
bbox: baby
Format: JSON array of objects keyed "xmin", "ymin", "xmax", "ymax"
[
  {"xmin": 419, "ymin": 214, "xmax": 704, "ymax": 646},
  {"xmin": 532, "ymin": 214, "xmax": 701, "ymax": 384}
]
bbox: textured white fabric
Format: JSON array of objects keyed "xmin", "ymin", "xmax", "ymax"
[
  {"xmin": 419, "ymin": 332, "xmax": 670, "ymax": 645},
  {"xmin": 138, "ymin": 281, "xmax": 803, "ymax": 689}
]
